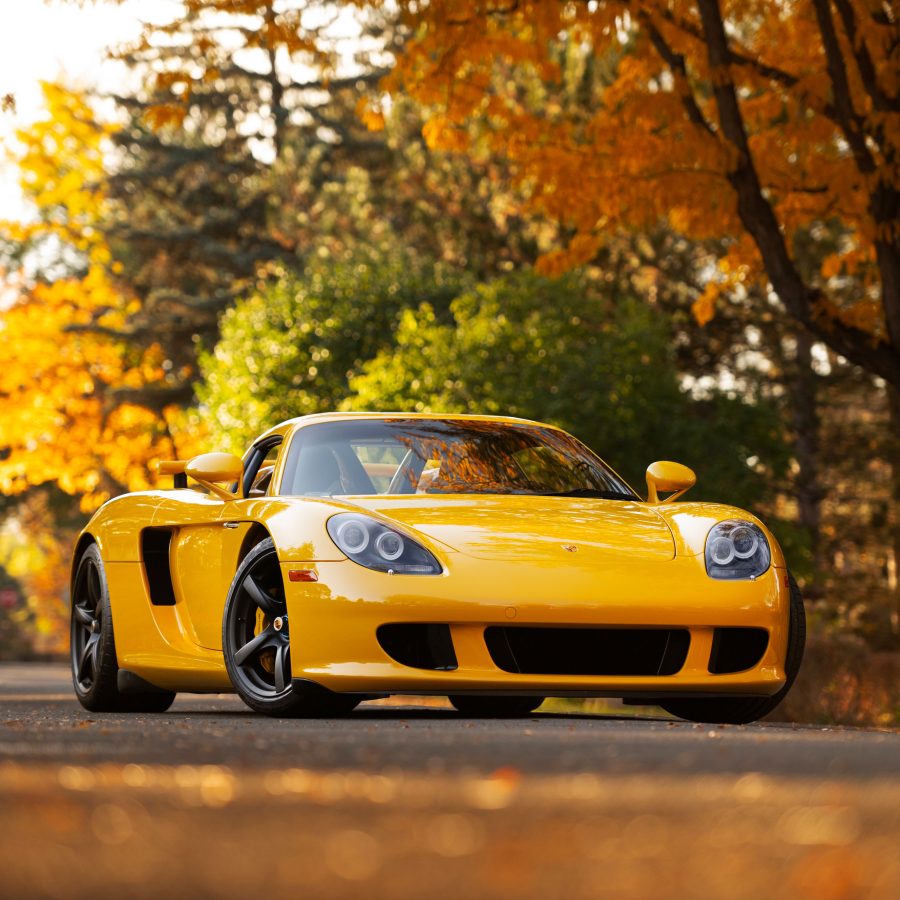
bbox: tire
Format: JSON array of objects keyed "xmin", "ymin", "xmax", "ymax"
[
  {"xmin": 222, "ymin": 538, "xmax": 360, "ymax": 718},
  {"xmin": 449, "ymin": 695, "xmax": 545, "ymax": 717},
  {"xmin": 659, "ymin": 571, "xmax": 806, "ymax": 725},
  {"xmin": 71, "ymin": 543, "xmax": 176, "ymax": 713}
]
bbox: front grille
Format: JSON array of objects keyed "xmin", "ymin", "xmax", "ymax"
[
  {"xmin": 709, "ymin": 627, "xmax": 769, "ymax": 674},
  {"xmin": 485, "ymin": 626, "xmax": 690, "ymax": 676},
  {"xmin": 377, "ymin": 623, "xmax": 458, "ymax": 671}
]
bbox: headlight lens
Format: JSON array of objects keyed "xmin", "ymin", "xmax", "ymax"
[
  {"xmin": 705, "ymin": 520, "xmax": 771, "ymax": 580},
  {"xmin": 327, "ymin": 513, "xmax": 442, "ymax": 574}
]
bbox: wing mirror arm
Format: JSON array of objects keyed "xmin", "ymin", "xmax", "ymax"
[
  {"xmin": 157, "ymin": 460, "xmax": 188, "ymax": 489},
  {"xmin": 646, "ymin": 461, "xmax": 696, "ymax": 504},
  {"xmin": 156, "ymin": 453, "xmax": 243, "ymax": 501}
]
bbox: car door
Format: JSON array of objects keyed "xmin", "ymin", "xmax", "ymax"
[
  {"xmin": 149, "ymin": 484, "xmax": 233, "ymax": 651},
  {"xmin": 200, "ymin": 436, "xmax": 286, "ymax": 649},
  {"xmin": 146, "ymin": 437, "xmax": 285, "ymax": 652}
]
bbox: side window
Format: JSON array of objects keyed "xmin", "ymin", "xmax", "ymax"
[{"xmin": 241, "ymin": 438, "xmax": 283, "ymax": 498}]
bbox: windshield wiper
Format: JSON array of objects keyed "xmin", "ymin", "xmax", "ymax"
[{"xmin": 537, "ymin": 488, "xmax": 636, "ymax": 500}]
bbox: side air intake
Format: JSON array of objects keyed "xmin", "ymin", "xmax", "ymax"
[{"xmin": 141, "ymin": 529, "xmax": 176, "ymax": 606}]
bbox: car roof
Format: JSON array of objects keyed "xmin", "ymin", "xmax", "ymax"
[{"xmin": 253, "ymin": 411, "xmax": 551, "ymax": 445}]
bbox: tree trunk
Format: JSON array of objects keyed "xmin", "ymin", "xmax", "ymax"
[{"xmin": 789, "ymin": 332, "xmax": 824, "ymax": 591}]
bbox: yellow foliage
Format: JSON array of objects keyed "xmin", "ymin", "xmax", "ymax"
[
  {"xmin": 0, "ymin": 499, "xmax": 70, "ymax": 653},
  {"xmin": 0, "ymin": 84, "xmax": 201, "ymax": 512}
]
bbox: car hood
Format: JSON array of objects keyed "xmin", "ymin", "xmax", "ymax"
[{"xmin": 341, "ymin": 495, "xmax": 675, "ymax": 562}]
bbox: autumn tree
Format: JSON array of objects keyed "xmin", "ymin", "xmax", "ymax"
[
  {"xmin": 361, "ymin": 1, "xmax": 898, "ymax": 379},
  {"xmin": 0, "ymin": 84, "xmax": 194, "ymax": 509}
]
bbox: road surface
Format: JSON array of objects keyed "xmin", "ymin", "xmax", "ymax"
[{"xmin": 2, "ymin": 663, "xmax": 899, "ymax": 899}]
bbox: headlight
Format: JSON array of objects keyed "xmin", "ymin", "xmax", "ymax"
[
  {"xmin": 327, "ymin": 513, "xmax": 442, "ymax": 575},
  {"xmin": 704, "ymin": 520, "xmax": 771, "ymax": 580}
]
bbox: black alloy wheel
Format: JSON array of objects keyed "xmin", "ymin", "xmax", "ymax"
[
  {"xmin": 71, "ymin": 550, "xmax": 106, "ymax": 695},
  {"xmin": 222, "ymin": 538, "xmax": 360, "ymax": 717},
  {"xmin": 71, "ymin": 543, "xmax": 176, "ymax": 713}
]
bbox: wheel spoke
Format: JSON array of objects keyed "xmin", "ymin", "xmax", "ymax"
[
  {"xmin": 88, "ymin": 636, "xmax": 100, "ymax": 679},
  {"xmin": 87, "ymin": 566, "xmax": 101, "ymax": 611},
  {"xmin": 234, "ymin": 627, "xmax": 276, "ymax": 667},
  {"xmin": 242, "ymin": 574, "xmax": 281, "ymax": 615},
  {"xmin": 274, "ymin": 643, "xmax": 290, "ymax": 693},
  {"xmin": 73, "ymin": 605, "xmax": 93, "ymax": 628},
  {"xmin": 77, "ymin": 633, "xmax": 99, "ymax": 683},
  {"xmin": 76, "ymin": 643, "xmax": 90, "ymax": 682}
]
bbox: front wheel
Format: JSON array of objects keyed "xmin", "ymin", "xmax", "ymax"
[
  {"xmin": 659, "ymin": 571, "xmax": 806, "ymax": 725},
  {"xmin": 71, "ymin": 544, "xmax": 176, "ymax": 713},
  {"xmin": 449, "ymin": 695, "xmax": 545, "ymax": 717},
  {"xmin": 222, "ymin": 539, "xmax": 360, "ymax": 718}
]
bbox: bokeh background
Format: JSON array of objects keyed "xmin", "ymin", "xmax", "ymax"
[{"xmin": 1, "ymin": 0, "xmax": 899, "ymax": 725}]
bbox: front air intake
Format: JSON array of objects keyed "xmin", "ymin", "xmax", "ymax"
[
  {"xmin": 484, "ymin": 626, "xmax": 690, "ymax": 676},
  {"xmin": 708, "ymin": 627, "xmax": 769, "ymax": 674},
  {"xmin": 377, "ymin": 624, "xmax": 458, "ymax": 671}
]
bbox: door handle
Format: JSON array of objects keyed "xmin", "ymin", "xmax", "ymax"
[{"xmin": 223, "ymin": 522, "xmax": 240, "ymax": 529}]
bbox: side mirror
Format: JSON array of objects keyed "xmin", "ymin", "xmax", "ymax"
[
  {"xmin": 646, "ymin": 460, "xmax": 696, "ymax": 504},
  {"xmin": 185, "ymin": 452, "xmax": 243, "ymax": 484},
  {"xmin": 158, "ymin": 452, "xmax": 243, "ymax": 500}
]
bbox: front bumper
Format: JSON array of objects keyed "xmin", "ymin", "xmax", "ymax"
[{"xmin": 281, "ymin": 553, "xmax": 790, "ymax": 698}]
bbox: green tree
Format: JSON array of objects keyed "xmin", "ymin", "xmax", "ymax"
[
  {"xmin": 346, "ymin": 270, "xmax": 788, "ymax": 508},
  {"xmin": 199, "ymin": 259, "xmax": 787, "ymax": 511},
  {"xmin": 197, "ymin": 251, "xmax": 468, "ymax": 452}
]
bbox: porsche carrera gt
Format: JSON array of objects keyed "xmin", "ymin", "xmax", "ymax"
[{"xmin": 70, "ymin": 413, "xmax": 804, "ymax": 722}]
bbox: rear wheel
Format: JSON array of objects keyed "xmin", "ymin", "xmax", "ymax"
[
  {"xmin": 71, "ymin": 544, "xmax": 176, "ymax": 713},
  {"xmin": 222, "ymin": 539, "xmax": 360, "ymax": 717},
  {"xmin": 659, "ymin": 572, "xmax": 806, "ymax": 725},
  {"xmin": 449, "ymin": 695, "xmax": 545, "ymax": 717}
]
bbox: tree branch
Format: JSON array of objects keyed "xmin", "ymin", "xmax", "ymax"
[
  {"xmin": 832, "ymin": 0, "xmax": 899, "ymax": 113},
  {"xmin": 811, "ymin": 0, "xmax": 877, "ymax": 174},
  {"xmin": 107, "ymin": 383, "xmax": 196, "ymax": 410},
  {"xmin": 640, "ymin": 15, "xmax": 716, "ymax": 136},
  {"xmin": 812, "ymin": 1, "xmax": 900, "ymax": 348},
  {"xmin": 695, "ymin": 0, "xmax": 900, "ymax": 387},
  {"xmin": 647, "ymin": 4, "xmax": 803, "ymax": 92}
]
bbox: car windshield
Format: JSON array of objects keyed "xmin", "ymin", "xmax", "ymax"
[{"xmin": 279, "ymin": 418, "xmax": 637, "ymax": 500}]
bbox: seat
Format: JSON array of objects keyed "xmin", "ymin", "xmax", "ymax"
[
  {"xmin": 290, "ymin": 446, "xmax": 344, "ymax": 496},
  {"xmin": 247, "ymin": 465, "xmax": 275, "ymax": 498}
]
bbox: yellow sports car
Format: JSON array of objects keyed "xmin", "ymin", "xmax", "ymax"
[{"xmin": 71, "ymin": 412, "xmax": 804, "ymax": 722}]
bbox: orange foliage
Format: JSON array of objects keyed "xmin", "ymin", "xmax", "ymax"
[{"xmin": 351, "ymin": 0, "xmax": 900, "ymax": 379}]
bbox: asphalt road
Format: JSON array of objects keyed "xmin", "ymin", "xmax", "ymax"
[{"xmin": 2, "ymin": 664, "xmax": 899, "ymax": 899}]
